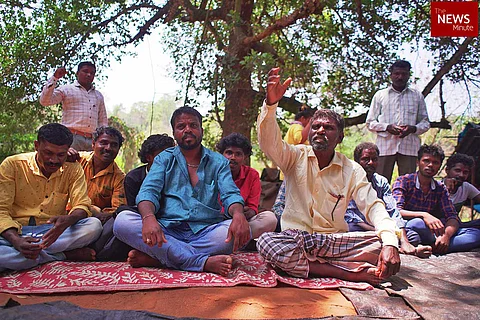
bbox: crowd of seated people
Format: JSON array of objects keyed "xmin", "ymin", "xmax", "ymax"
[{"xmin": 1, "ymin": 62, "xmax": 479, "ymax": 287}]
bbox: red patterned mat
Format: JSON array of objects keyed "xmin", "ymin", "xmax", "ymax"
[{"xmin": 0, "ymin": 252, "xmax": 371, "ymax": 294}]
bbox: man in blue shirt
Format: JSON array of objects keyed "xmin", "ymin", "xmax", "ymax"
[
  {"xmin": 345, "ymin": 142, "xmax": 431, "ymax": 258},
  {"xmin": 114, "ymin": 107, "xmax": 250, "ymax": 276}
]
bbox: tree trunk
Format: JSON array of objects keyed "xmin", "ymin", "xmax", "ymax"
[
  {"xmin": 221, "ymin": 0, "xmax": 256, "ymax": 140},
  {"xmin": 222, "ymin": 66, "xmax": 257, "ymax": 140}
]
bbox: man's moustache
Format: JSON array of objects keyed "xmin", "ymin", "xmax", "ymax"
[
  {"xmin": 183, "ymin": 134, "xmax": 196, "ymax": 140},
  {"xmin": 46, "ymin": 162, "xmax": 60, "ymax": 167}
]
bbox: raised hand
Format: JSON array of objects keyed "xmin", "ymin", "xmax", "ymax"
[
  {"xmin": 266, "ymin": 67, "xmax": 292, "ymax": 106},
  {"xmin": 54, "ymin": 67, "xmax": 67, "ymax": 79}
]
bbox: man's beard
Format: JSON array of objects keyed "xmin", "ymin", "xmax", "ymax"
[
  {"xmin": 310, "ymin": 136, "xmax": 329, "ymax": 151},
  {"xmin": 178, "ymin": 134, "xmax": 202, "ymax": 150}
]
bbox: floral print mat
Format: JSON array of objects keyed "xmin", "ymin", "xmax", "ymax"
[{"xmin": 0, "ymin": 252, "xmax": 371, "ymax": 294}]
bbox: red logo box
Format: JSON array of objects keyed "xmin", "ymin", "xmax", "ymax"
[{"xmin": 431, "ymin": 1, "xmax": 478, "ymax": 37}]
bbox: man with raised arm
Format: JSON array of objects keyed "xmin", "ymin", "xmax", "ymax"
[
  {"xmin": 0, "ymin": 123, "xmax": 102, "ymax": 271},
  {"xmin": 113, "ymin": 107, "xmax": 250, "ymax": 276},
  {"xmin": 40, "ymin": 62, "xmax": 108, "ymax": 151},
  {"xmin": 256, "ymin": 68, "xmax": 400, "ymax": 285}
]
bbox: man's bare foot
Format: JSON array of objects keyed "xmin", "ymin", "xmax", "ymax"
[
  {"xmin": 64, "ymin": 248, "xmax": 96, "ymax": 261},
  {"xmin": 400, "ymin": 242, "xmax": 432, "ymax": 259},
  {"xmin": 347, "ymin": 267, "xmax": 382, "ymax": 286},
  {"xmin": 127, "ymin": 249, "xmax": 162, "ymax": 268},
  {"xmin": 414, "ymin": 245, "xmax": 432, "ymax": 258},
  {"xmin": 204, "ymin": 255, "xmax": 232, "ymax": 276}
]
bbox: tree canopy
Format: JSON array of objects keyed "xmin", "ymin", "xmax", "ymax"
[{"xmin": 1, "ymin": 0, "xmax": 478, "ymax": 156}]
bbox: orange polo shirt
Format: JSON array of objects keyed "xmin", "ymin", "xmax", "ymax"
[{"xmin": 78, "ymin": 152, "xmax": 126, "ymax": 215}]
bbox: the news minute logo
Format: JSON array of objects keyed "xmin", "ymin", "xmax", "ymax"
[{"xmin": 431, "ymin": 1, "xmax": 479, "ymax": 37}]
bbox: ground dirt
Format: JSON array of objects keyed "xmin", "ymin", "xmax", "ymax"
[{"xmin": 1, "ymin": 286, "xmax": 356, "ymax": 319}]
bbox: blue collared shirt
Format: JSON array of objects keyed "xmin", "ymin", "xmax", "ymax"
[
  {"xmin": 345, "ymin": 173, "xmax": 405, "ymax": 229},
  {"xmin": 136, "ymin": 146, "xmax": 244, "ymax": 233}
]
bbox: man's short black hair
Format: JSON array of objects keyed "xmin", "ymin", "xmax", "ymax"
[
  {"xmin": 170, "ymin": 107, "xmax": 203, "ymax": 131},
  {"xmin": 37, "ymin": 123, "xmax": 73, "ymax": 146},
  {"xmin": 216, "ymin": 133, "xmax": 252, "ymax": 157},
  {"xmin": 294, "ymin": 105, "xmax": 315, "ymax": 121},
  {"xmin": 138, "ymin": 134, "xmax": 175, "ymax": 163},
  {"xmin": 389, "ymin": 60, "xmax": 411, "ymax": 72},
  {"xmin": 93, "ymin": 126, "xmax": 124, "ymax": 148},
  {"xmin": 77, "ymin": 61, "xmax": 96, "ymax": 72},
  {"xmin": 312, "ymin": 109, "xmax": 345, "ymax": 134},
  {"xmin": 418, "ymin": 144, "xmax": 445, "ymax": 162},
  {"xmin": 446, "ymin": 153, "xmax": 474, "ymax": 170},
  {"xmin": 353, "ymin": 142, "xmax": 379, "ymax": 163}
]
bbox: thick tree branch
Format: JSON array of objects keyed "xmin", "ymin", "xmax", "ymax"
[
  {"xmin": 251, "ymin": 42, "xmax": 284, "ymax": 64},
  {"xmin": 65, "ymin": 4, "xmax": 162, "ymax": 59},
  {"xmin": 205, "ymin": 21, "xmax": 226, "ymax": 50},
  {"xmin": 131, "ymin": 4, "xmax": 178, "ymax": 42},
  {"xmin": 422, "ymin": 37, "xmax": 475, "ymax": 97},
  {"xmin": 244, "ymin": 0, "xmax": 327, "ymax": 46},
  {"xmin": 354, "ymin": 0, "xmax": 386, "ymax": 51},
  {"xmin": 179, "ymin": 0, "xmax": 231, "ymax": 22}
]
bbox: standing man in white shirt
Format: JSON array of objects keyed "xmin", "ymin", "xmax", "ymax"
[
  {"xmin": 40, "ymin": 62, "xmax": 108, "ymax": 151},
  {"xmin": 366, "ymin": 60, "xmax": 430, "ymax": 183}
]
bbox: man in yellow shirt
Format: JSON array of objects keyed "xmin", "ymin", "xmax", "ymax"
[
  {"xmin": 256, "ymin": 68, "xmax": 400, "ymax": 285},
  {"xmin": 284, "ymin": 105, "xmax": 314, "ymax": 145},
  {"xmin": 0, "ymin": 123, "xmax": 102, "ymax": 272}
]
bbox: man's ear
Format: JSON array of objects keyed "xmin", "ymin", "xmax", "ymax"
[
  {"xmin": 34, "ymin": 140, "xmax": 39, "ymax": 151},
  {"xmin": 338, "ymin": 132, "xmax": 344, "ymax": 144}
]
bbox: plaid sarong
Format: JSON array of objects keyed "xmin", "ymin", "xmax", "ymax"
[{"xmin": 257, "ymin": 229, "xmax": 382, "ymax": 278}]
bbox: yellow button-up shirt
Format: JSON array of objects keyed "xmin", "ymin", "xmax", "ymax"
[
  {"xmin": 258, "ymin": 102, "xmax": 398, "ymax": 247},
  {"xmin": 78, "ymin": 152, "xmax": 125, "ymax": 215},
  {"xmin": 0, "ymin": 152, "xmax": 91, "ymax": 234}
]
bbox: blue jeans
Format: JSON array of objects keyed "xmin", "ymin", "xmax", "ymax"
[
  {"xmin": 405, "ymin": 217, "xmax": 480, "ymax": 253},
  {"xmin": 0, "ymin": 217, "xmax": 102, "ymax": 272},
  {"xmin": 113, "ymin": 210, "xmax": 236, "ymax": 272}
]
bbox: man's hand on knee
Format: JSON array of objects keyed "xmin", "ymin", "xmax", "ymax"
[
  {"xmin": 2, "ymin": 229, "xmax": 42, "ymax": 259},
  {"xmin": 226, "ymin": 213, "xmax": 250, "ymax": 252},
  {"xmin": 422, "ymin": 213, "xmax": 445, "ymax": 237},
  {"xmin": 41, "ymin": 215, "xmax": 74, "ymax": 248},
  {"xmin": 376, "ymin": 245, "xmax": 401, "ymax": 279}
]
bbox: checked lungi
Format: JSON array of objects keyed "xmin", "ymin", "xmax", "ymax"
[{"xmin": 256, "ymin": 229, "xmax": 382, "ymax": 278}]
